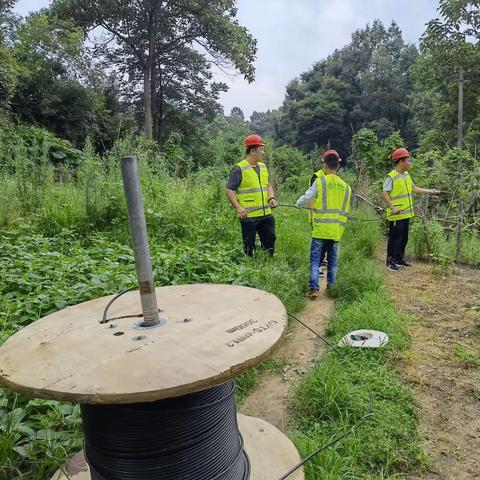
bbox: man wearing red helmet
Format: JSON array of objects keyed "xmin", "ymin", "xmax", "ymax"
[
  {"xmin": 225, "ymin": 134, "xmax": 277, "ymax": 256},
  {"xmin": 309, "ymin": 150, "xmax": 343, "ymax": 277},
  {"xmin": 295, "ymin": 150, "xmax": 352, "ymax": 298},
  {"xmin": 383, "ymin": 147, "xmax": 440, "ymax": 271}
]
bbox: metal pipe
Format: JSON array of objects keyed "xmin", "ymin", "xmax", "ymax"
[{"xmin": 120, "ymin": 156, "xmax": 160, "ymax": 326}]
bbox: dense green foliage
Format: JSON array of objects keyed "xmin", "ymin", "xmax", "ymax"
[
  {"xmin": 413, "ymin": 0, "xmax": 480, "ymax": 149},
  {"xmin": 270, "ymin": 21, "xmax": 419, "ymax": 158},
  {"xmin": 292, "ymin": 210, "xmax": 426, "ymax": 479},
  {"xmin": 0, "ymin": 7, "xmax": 127, "ymax": 151},
  {"xmin": 0, "ymin": 133, "xmax": 314, "ymax": 479},
  {"xmin": 350, "ymin": 126, "xmax": 480, "ymax": 266}
]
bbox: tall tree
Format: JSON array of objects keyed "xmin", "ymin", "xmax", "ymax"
[
  {"xmin": 3, "ymin": 10, "xmax": 127, "ymax": 149},
  {"xmin": 0, "ymin": 0, "xmax": 17, "ymax": 109},
  {"xmin": 53, "ymin": 0, "xmax": 257, "ymax": 141},
  {"xmin": 229, "ymin": 106, "xmax": 245, "ymax": 122},
  {"xmin": 419, "ymin": 0, "xmax": 480, "ymax": 149}
]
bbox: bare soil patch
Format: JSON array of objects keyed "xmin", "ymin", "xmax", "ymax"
[
  {"xmin": 240, "ymin": 292, "xmax": 334, "ymax": 432},
  {"xmin": 380, "ymin": 251, "xmax": 480, "ymax": 479}
]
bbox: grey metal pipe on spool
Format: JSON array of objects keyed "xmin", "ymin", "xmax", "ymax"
[{"xmin": 120, "ymin": 156, "xmax": 160, "ymax": 326}]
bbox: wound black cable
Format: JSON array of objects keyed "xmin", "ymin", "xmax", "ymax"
[
  {"xmin": 287, "ymin": 313, "xmax": 341, "ymax": 355},
  {"xmin": 277, "ymin": 392, "xmax": 375, "ymax": 480},
  {"xmin": 81, "ymin": 380, "xmax": 250, "ymax": 480}
]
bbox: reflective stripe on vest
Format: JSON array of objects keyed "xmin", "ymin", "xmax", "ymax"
[
  {"xmin": 237, "ymin": 187, "xmax": 268, "ymax": 194},
  {"xmin": 385, "ymin": 170, "xmax": 414, "ymax": 221},
  {"xmin": 312, "ymin": 175, "xmax": 351, "ymax": 241},
  {"xmin": 235, "ymin": 160, "xmax": 271, "ymax": 218}
]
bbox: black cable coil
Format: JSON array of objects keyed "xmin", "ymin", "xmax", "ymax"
[{"xmin": 81, "ymin": 380, "xmax": 250, "ymax": 480}]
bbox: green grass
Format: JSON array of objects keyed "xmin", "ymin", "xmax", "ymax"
[
  {"xmin": 0, "ymin": 161, "xmax": 313, "ymax": 478},
  {"xmin": 290, "ymin": 209, "xmax": 427, "ymax": 479},
  {"xmin": 453, "ymin": 343, "xmax": 480, "ymax": 368},
  {"xmin": 408, "ymin": 219, "xmax": 480, "ymax": 266}
]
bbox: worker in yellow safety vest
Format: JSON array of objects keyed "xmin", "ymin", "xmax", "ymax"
[
  {"xmin": 308, "ymin": 151, "xmax": 344, "ymax": 277},
  {"xmin": 295, "ymin": 150, "xmax": 352, "ymax": 299},
  {"xmin": 383, "ymin": 147, "xmax": 440, "ymax": 271},
  {"xmin": 225, "ymin": 134, "xmax": 277, "ymax": 256}
]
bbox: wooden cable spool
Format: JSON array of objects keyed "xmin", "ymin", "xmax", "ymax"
[{"xmin": 0, "ymin": 284, "xmax": 304, "ymax": 480}]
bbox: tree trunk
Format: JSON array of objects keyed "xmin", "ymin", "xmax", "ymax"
[
  {"xmin": 144, "ymin": 63, "xmax": 153, "ymax": 141},
  {"xmin": 457, "ymin": 67, "xmax": 464, "ymax": 149},
  {"xmin": 143, "ymin": 18, "xmax": 156, "ymax": 141},
  {"xmin": 151, "ymin": 61, "xmax": 159, "ymax": 142},
  {"xmin": 455, "ymin": 199, "xmax": 463, "ymax": 264},
  {"xmin": 157, "ymin": 86, "xmax": 164, "ymax": 145}
]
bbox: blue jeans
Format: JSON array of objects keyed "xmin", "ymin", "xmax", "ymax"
[{"xmin": 309, "ymin": 238, "xmax": 339, "ymax": 290}]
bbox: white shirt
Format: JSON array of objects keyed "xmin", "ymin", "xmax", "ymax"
[
  {"xmin": 383, "ymin": 173, "xmax": 414, "ymax": 192},
  {"xmin": 295, "ymin": 182, "xmax": 318, "ymax": 207}
]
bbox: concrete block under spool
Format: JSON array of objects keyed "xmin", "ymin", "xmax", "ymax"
[
  {"xmin": 338, "ymin": 329, "xmax": 389, "ymax": 348},
  {"xmin": 51, "ymin": 414, "xmax": 304, "ymax": 480}
]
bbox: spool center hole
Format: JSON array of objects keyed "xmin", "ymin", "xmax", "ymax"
[{"xmin": 351, "ymin": 333, "xmax": 372, "ymax": 341}]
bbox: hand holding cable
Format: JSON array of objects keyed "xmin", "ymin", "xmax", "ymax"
[{"xmin": 236, "ymin": 206, "xmax": 248, "ymax": 219}]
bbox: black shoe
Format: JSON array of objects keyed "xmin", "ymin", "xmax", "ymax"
[
  {"xmin": 386, "ymin": 262, "xmax": 399, "ymax": 271},
  {"xmin": 396, "ymin": 259, "xmax": 411, "ymax": 267}
]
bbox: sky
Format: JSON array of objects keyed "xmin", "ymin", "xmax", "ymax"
[{"xmin": 14, "ymin": 0, "xmax": 440, "ymax": 119}]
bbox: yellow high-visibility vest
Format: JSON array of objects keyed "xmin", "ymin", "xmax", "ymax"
[
  {"xmin": 310, "ymin": 169, "xmax": 325, "ymax": 185},
  {"xmin": 312, "ymin": 174, "xmax": 351, "ymax": 241},
  {"xmin": 309, "ymin": 170, "xmax": 325, "ymax": 226},
  {"xmin": 235, "ymin": 159, "xmax": 271, "ymax": 219},
  {"xmin": 385, "ymin": 170, "xmax": 414, "ymax": 221}
]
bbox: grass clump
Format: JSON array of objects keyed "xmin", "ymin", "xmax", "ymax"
[
  {"xmin": 291, "ymin": 207, "xmax": 426, "ymax": 479},
  {"xmin": 408, "ymin": 219, "xmax": 480, "ymax": 267}
]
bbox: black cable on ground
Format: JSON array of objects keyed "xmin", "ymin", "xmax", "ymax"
[
  {"xmin": 277, "ymin": 393, "xmax": 375, "ymax": 480},
  {"xmin": 275, "ymin": 204, "xmax": 385, "ymax": 222},
  {"xmin": 81, "ymin": 380, "xmax": 250, "ymax": 480},
  {"xmin": 287, "ymin": 312, "xmax": 341, "ymax": 355}
]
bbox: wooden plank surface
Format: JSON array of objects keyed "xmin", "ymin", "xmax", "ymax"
[
  {"xmin": 50, "ymin": 414, "xmax": 304, "ymax": 480},
  {"xmin": 0, "ymin": 284, "xmax": 287, "ymax": 403}
]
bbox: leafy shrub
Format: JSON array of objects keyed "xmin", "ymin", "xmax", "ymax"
[
  {"xmin": 459, "ymin": 231, "xmax": 480, "ymax": 266},
  {"xmin": 408, "ymin": 219, "xmax": 449, "ymax": 260}
]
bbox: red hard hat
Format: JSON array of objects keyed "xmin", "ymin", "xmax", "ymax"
[
  {"xmin": 322, "ymin": 149, "xmax": 340, "ymax": 160},
  {"xmin": 244, "ymin": 134, "xmax": 265, "ymax": 147},
  {"xmin": 391, "ymin": 148, "xmax": 410, "ymax": 161}
]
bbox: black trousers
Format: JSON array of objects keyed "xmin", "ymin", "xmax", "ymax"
[
  {"xmin": 240, "ymin": 215, "xmax": 276, "ymax": 256},
  {"xmin": 387, "ymin": 218, "xmax": 410, "ymax": 263}
]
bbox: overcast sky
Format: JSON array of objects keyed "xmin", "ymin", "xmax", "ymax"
[{"xmin": 14, "ymin": 0, "xmax": 440, "ymax": 119}]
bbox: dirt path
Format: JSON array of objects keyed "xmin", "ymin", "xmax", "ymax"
[
  {"xmin": 240, "ymin": 292, "xmax": 334, "ymax": 432},
  {"xmin": 380, "ymin": 252, "xmax": 480, "ymax": 479}
]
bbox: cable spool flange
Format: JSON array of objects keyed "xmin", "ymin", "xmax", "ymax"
[{"xmin": 0, "ymin": 284, "xmax": 287, "ymax": 403}]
